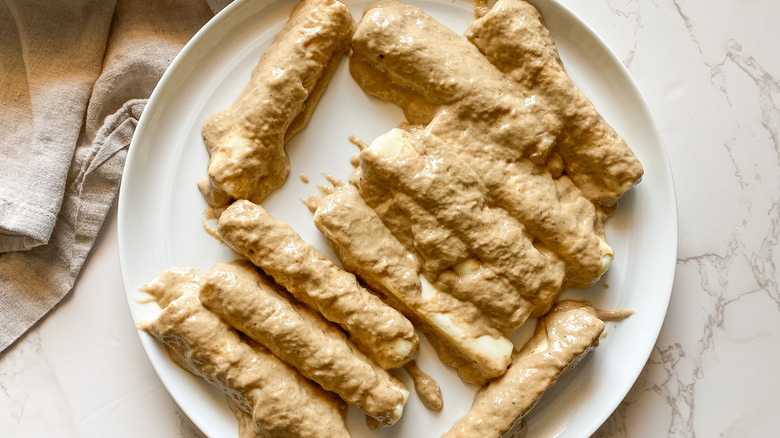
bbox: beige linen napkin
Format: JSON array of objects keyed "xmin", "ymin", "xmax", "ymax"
[{"xmin": 0, "ymin": 0, "xmax": 231, "ymax": 352}]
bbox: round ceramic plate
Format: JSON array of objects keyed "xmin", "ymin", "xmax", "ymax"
[{"xmin": 117, "ymin": 0, "xmax": 677, "ymax": 436}]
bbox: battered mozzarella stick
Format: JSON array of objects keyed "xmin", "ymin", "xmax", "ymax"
[
  {"xmin": 138, "ymin": 268, "xmax": 349, "ymax": 438},
  {"xmin": 352, "ymin": 0, "xmax": 506, "ymax": 104},
  {"xmin": 350, "ymin": 2, "xmax": 617, "ymax": 283},
  {"xmin": 362, "ymin": 132, "xmax": 609, "ymax": 287},
  {"xmin": 468, "ymin": 156, "xmax": 613, "ymax": 287},
  {"xmin": 358, "ymin": 160, "xmax": 607, "ymax": 290},
  {"xmin": 198, "ymin": 0, "xmax": 355, "ymax": 207},
  {"xmin": 465, "ymin": 0, "xmax": 643, "ymax": 205},
  {"xmin": 359, "ymin": 128, "xmax": 565, "ymax": 330},
  {"xmin": 314, "ymin": 185, "xmax": 513, "ymax": 379},
  {"xmin": 351, "ymin": 1, "xmax": 557, "ymax": 162},
  {"xmin": 217, "ymin": 200, "xmax": 419, "ymax": 370},
  {"xmin": 444, "ymin": 301, "xmax": 605, "ymax": 438},
  {"xmin": 199, "ymin": 262, "xmax": 409, "ymax": 426}
]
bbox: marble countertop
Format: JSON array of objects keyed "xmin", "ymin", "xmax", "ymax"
[{"xmin": 2, "ymin": 0, "xmax": 778, "ymax": 436}]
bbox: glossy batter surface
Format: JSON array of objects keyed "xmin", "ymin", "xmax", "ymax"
[
  {"xmin": 217, "ymin": 200, "xmax": 419, "ymax": 370},
  {"xmin": 139, "ymin": 268, "xmax": 349, "ymax": 438},
  {"xmin": 200, "ymin": 261, "xmax": 409, "ymax": 426},
  {"xmin": 198, "ymin": 0, "xmax": 355, "ymax": 207},
  {"xmin": 443, "ymin": 301, "xmax": 605, "ymax": 438}
]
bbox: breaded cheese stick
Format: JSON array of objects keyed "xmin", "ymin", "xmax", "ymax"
[
  {"xmin": 138, "ymin": 268, "xmax": 349, "ymax": 438},
  {"xmin": 465, "ymin": 0, "xmax": 643, "ymax": 205},
  {"xmin": 314, "ymin": 184, "xmax": 513, "ymax": 379},
  {"xmin": 198, "ymin": 0, "xmax": 355, "ymax": 207},
  {"xmin": 443, "ymin": 301, "xmax": 605, "ymax": 438},
  {"xmin": 217, "ymin": 200, "xmax": 419, "ymax": 370},
  {"xmin": 199, "ymin": 261, "xmax": 409, "ymax": 426}
]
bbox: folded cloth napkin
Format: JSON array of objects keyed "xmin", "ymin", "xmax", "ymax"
[{"xmin": 0, "ymin": 0, "xmax": 231, "ymax": 352}]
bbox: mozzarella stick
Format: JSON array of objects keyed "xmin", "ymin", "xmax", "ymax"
[
  {"xmin": 198, "ymin": 0, "xmax": 355, "ymax": 207},
  {"xmin": 464, "ymin": 155, "xmax": 614, "ymax": 288},
  {"xmin": 138, "ymin": 268, "xmax": 349, "ymax": 438},
  {"xmin": 465, "ymin": 0, "xmax": 643, "ymax": 205},
  {"xmin": 199, "ymin": 261, "xmax": 409, "ymax": 426},
  {"xmin": 349, "ymin": 1, "xmax": 623, "ymax": 285},
  {"xmin": 356, "ymin": 160, "xmax": 608, "ymax": 292},
  {"xmin": 443, "ymin": 301, "xmax": 605, "ymax": 438},
  {"xmin": 359, "ymin": 128, "xmax": 565, "ymax": 329},
  {"xmin": 352, "ymin": 168, "xmax": 468, "ymax": 275},
  {"xmin": 217, "ymin": 200, "xmax": 419, "ymax": 369},
  {"xmin": 351, "ymin": 1, "xmax": 557, "ymax": 162},
  {"xmin": 314, "ymin": 185, "xmax": 513, "ymax": 379}
]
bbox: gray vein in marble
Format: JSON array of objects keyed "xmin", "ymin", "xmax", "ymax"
[
  {"xmin": 723, "ymin": 139, "xmax": 750, "ymax": 194},
  {"xmin": 652, "ymin": 344, "xmax": 696, "ymax": 436},
  {"xmin": 668, "ymin": 0, "xmax": 742, "ymax": 106},
  {"xmin": 725, "ymin": 40, "xmax": 780, "ymax": 158},
  {"xmin": 0, "ymin": 332, "xmax": 79, "ymax": 436},
  {"xmin": 604, "ymin": 0, "xmax": 641, "ymax": 66},
  {"xmin": 723, "ymin": 40, "xmax": 780, "ymax": 308},
  {"xmin": 596, "ymin": 6, "xmax": 780, "ymax": 434},
  {"xmin": 670, "ymin": 0, "xmax": 702, "ymax": 56},
  {"xmin": 679, "ymin": 248, "xmax": 768, "ymax": 351}
]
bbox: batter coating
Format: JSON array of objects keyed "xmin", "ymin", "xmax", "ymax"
[
  {"xmin": 138, "ymin": 268, "xmax": 349, "ymax": 438},
  {"xmin": 218, "ymin": 199, "xmax": 419, "ymax": 370},
  {"xmin": 198, "ymin": 0, "xmax": 355, "ymax": 207},
  {"xmin": 314, "ymin": 184, "xmax": 513, "ymax": 379},
  {"xmin": 349, "ymin": 0, "xmax": 637, "ymax": 290},
  {"xmin": 443, "ymin": 301, "xmax": 605, "ymax": 438},
  {"xmin": 200, "ymin": 261, "xmax": 409, "ymax": 426}
]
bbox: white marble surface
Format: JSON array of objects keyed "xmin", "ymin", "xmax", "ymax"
[{"xmin": 2, "ymin": 0, "xmax": 779, "ymax": 436}]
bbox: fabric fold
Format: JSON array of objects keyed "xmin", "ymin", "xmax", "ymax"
[
  {"xmin": 0, "ymin": 0, "xmax": 218, "ymax": 353},
  {"xmin": 0, "ymin": 100, "xmax": 142, "ymax": 351},
  {"xmin": 0, "ymin": 0, "xmax": 116, "ymax": 252}
]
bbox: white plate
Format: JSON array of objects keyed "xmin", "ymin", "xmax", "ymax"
[{"xmin": 117, "ymin": 0, "xmax": 677, "ymax": 436}]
